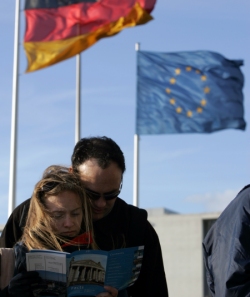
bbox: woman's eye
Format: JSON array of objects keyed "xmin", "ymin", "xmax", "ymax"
[
  {"xmin": 52, "ymin": 214, "xmax": 64, "ymax": 219},
  {"xmin": 72, "ymin": 213, "xmax": 80, "ymax": 217}
]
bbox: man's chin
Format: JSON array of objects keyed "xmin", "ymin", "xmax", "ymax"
[
  {"xmin": 92, "ymin": 214, "xmax": 102, "ymax": 221},
  {"xmin": 92, "ymin": 208, "xmax": 110, "ymax": 221},
  {"xmin": 92, "ymin": 211, "xmax": 106, "ymax": 221}
]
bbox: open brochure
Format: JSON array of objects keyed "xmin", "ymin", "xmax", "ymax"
[{"xmin": 26, "ymin": 246, "xmax": 144, "ymax": 297}]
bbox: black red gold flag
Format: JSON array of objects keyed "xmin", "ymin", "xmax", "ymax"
[{"xmin": 24, "ymin": 0, "xmax": 156, "ymax": 72}]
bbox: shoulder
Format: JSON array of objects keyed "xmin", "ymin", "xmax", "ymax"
[
  {"xmin": 217, "ymin": 184, "xmax": 250, "ymax": 225},
  {"xmin": 115, "ymin": 198, "xmax": 149, "ymax": 246},
  {"xmin": 8, "ymin": 198, "xmax": 31, "ymax": 224},
  {"xmin": 0, "ymin": 198, "xmax": 31, "ymax": 248},
  {"xmin": 115, "ymin": 198, "xmax": 148, "ymax": 228},
  {"xmin": 237, "ymin": 184, "xmax": 250, "ymax": 195},
  {"xmin": 203, "ymin": 184, "xmax": 250, "ymax": 254},
  {"xmin": 115, "ymin": 198, "xmax": 148, "ymax": 220},
  {"xmin": 207, "ymin": 184, "xmax": 250, "ymax": 232},
  {"xmin": 13, "ymin": 198, "xmax": 31, "ymax": 215},
  {"xmin": 93, "ymin": 198, "xmax": 150, "ymax": 249}
]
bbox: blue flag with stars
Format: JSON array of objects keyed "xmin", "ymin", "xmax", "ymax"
[{"xmin": 136, "ymin": 50, "xmax": 246, "ymax": 134}]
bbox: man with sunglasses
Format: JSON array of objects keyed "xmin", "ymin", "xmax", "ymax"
[{"xmin": 0, "ymin": 136, "xmax": 168, "ymax": 297}]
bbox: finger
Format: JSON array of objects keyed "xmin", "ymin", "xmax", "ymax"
[
  {"xmin": 96, "ymin": 293, "xmax": 112, "ymax": 297},
  {"xmin": 103, "ymin": 286, "xmax": 118, "ymax": 297}
]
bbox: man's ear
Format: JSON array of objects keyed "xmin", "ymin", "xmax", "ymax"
[{"xmin": 69, "ymin": 166, "xmax": 73, "ymax": 173}]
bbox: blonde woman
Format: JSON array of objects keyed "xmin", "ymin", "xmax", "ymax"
[{"xmin": 4, "ymin": 166, "xmax": 120, "ymax": 297}]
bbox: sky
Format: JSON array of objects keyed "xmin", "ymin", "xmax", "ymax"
[{"xmin": 0, "ymin": 0, "xmax": 249, "ymax": 225}]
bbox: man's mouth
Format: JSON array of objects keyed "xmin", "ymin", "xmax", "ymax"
[{"xmin": 92, "ymin": 207, "xmax": 104, "ymax": 213}]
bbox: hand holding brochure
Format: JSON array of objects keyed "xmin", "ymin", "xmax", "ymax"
[{"xmin": 26, "ymin": 246, "xmax": 144, "ymax": 297}]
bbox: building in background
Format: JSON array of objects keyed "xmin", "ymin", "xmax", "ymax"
[{"xmin": 147, "ymin": 208, "xmax": 219, "ymax": 297}]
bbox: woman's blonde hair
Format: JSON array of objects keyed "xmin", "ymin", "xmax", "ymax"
[{"xmin": 22, "ymin": 165, "xmax": 96, "ymax": 251}]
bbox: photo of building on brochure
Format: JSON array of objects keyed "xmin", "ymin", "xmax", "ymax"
[{"xmin": 67, "ymin": 253, "xmax": 107, "ymax": 287}]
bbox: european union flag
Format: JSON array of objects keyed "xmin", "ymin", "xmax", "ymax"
[{"xmin": 136, "ymin": 50, "xmax": 246, "ymax": 134}]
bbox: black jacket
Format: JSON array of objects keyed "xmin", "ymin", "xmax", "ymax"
[
  {"xmin": 203, "ymin": 185, "xmax": 250, "ymax": 297},
  {"xmin": 0, "ymin": 198, "xmax": 168, "ymax": 297}
]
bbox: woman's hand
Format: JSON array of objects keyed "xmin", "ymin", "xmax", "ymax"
[
  {"xmin": 96, "ymin": 285, "xmax": 118, "ymax": 297},
  {"xmin": 8, "ymin": 271, "xmax": 41, "ymax": 297}
]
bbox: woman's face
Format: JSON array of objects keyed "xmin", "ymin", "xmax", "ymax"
[{"xmin": 45, "ymin": 191, "xmax": 83, "ymax": 237}]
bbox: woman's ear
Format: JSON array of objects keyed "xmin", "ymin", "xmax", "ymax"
[{"xmin": 69, "ymin": 167, "xmax": 73, "ymax": 173}]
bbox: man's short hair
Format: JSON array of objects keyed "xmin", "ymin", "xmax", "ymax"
[{"xmin": 71, "ymin": 136, "xmax": 126, "ymax": 174}]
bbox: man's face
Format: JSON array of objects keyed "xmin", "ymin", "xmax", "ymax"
[{"xmin": 77, "ymin": 158, "xmax": 122, "ymax": 221}]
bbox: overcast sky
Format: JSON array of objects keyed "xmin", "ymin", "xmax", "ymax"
[{"xmin": 0, "ymin": 0, "xmax": 249, "ymax": 225}]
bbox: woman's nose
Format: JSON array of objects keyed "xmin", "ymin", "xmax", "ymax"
[{"xmin": 63, "ymin": 215, "xmax": 74, "ymax": 227}]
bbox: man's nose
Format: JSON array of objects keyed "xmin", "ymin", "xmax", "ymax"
[{"xmin": 93, "ymin": 195, "xmax": 107, "ymax": 207}]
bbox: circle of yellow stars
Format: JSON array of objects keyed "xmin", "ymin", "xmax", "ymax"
[{"xmin": 165, "ymin": 66, "xmax": 210, "ymax": 118}]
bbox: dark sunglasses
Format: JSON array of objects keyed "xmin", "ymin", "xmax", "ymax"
[{"xmin": 85, "ymin": 181, "xmax": 122, "ymax": 201}]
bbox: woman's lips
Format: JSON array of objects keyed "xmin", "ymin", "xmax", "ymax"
[{"xmin": 61, "ymin": 231, "xmax": 77, "ymax": 236}]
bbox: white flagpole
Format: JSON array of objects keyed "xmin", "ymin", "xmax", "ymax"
[
  {"xmin": 8, "ymin": 0, "xmax": 21, "ymax": 216},
  {"xmin": 133, "ymin": 134, "xmax": 139, "ymax": 207},
  {"xmin": 133, "ymin": 42, "xmax": 140, "ymax": 207},
  {"xmin": 75, "ymin": 54, "xmax": 81, "ymax": 143}
]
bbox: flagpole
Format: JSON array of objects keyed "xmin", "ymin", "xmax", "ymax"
[
  {"xmin": 133, "ymin": 42, "xmax": 140, "ymax": 207},
  {"xmin": 133, "ymin": 134, "xmax": 139, "ymax": 207},
  {"xmin": 8, "ymin": 0, "xmax": 21, "ymax": 216},
  {"xmin": 75, "ymin": 54, "xmax": 81, "ymax": 143}
]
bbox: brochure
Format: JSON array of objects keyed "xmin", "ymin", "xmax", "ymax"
[{"xmin": 26, "ymin": 246, "xmax": 144, "ymax": 297}]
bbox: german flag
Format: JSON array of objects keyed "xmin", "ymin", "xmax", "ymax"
[{"xmin": 24, "ymin": 0, "xmax": 156, "ymax": 72}]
